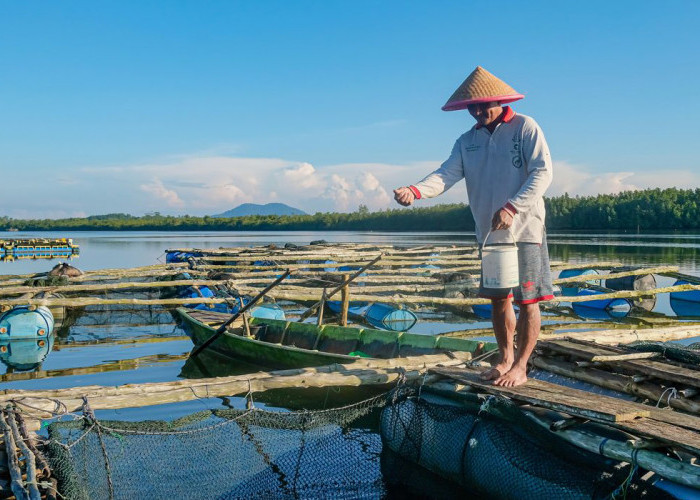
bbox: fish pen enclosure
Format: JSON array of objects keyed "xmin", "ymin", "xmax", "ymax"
[{"xmin": 0, "ymin": 241, "xmax": 699, "ymax": 498}]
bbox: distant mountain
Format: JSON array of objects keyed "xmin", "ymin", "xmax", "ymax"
[{"xmin": 213, "ymin": 203, "xmax": 307, "ymax": 218}]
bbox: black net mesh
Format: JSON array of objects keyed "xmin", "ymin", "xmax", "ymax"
[
  {"xmin": 380, "ymin": 394, "xmax": 627, "ymax": 499},
  {"xmin": 625, "ymin": 341, "xmax": 700, "ymax": 366},
  {"xmin": 44, "ymin": 394, "xmax": 387, "ymax": 500},
  {"xmin": 42, "ymin": 388, "xmax": 664, "ymax": 500}
]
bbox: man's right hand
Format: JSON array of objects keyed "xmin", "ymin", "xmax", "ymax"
[{"xmin": 393, "ymin": 187, "xmax": 416, "ymax": 206}]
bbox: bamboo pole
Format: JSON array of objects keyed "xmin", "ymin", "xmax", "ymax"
[
  {"xmin": 0, "ymin": 411, "xmax": 29, "ymax": 500},
  {"xmin": 191, "ymin": 258, "xmax": 481, "ymax": 270},
  {"xmin": 234, "ymin": 275, "xmax": 443, "ymax": 285},
  {"xmin": 552, "ymin": 265, "xmax": 679, "ymax": 285},
  {"xmin": 165, "ymin": 245, "xmax": 474, "ymax": 257},
  {"xmin": 298, "ymin": 254, "xmax": 383, "ymax": 322},
  {"xmin": 193, "ymin": 253, "xmax": 479, "ymax": 263},
  {"xmin": 0, "ymin": 278, "xmax": 232, "ymax": 297},
  {"xmin": 238, "ymin": 282, "xmax": 447, "ymax": 293},
  {"xmin": 0, "ymin": 280, "xmax": 697, "ymax": 308},
  {"xmin": 317, "ymin": 289, "xmax": 326, "ymax": 327},
  {"xmin": 540, "ymin": 324, "xmax": 700, "ymax": 344},
  {"xmin": 239, "ymin": 297, "xmax": 251, "ymax": 337},
  {"xmin": 233, "ymin": 282, "xmax": 700, "ymax": 307},
  {"xmin": 2, "ymin": 352, "xmax": 472, "ymax": 425},
  {"xmin": 192, "ymin": 263, "xmax": 483, "ymax": 274},
  {"xmin": 531, "ymin": 356, "xmax": 700, "ymax": 414},
  {"xmin": 340, "ymin": 274, "xmax": 350, "ymax": 327},
  {"xmin": 520, "ymin": 408, "xmax": 700, "ymax": 489},
  {"xmin": 6, "ymin": 411, "xmax": 40, "ymax": 500}
]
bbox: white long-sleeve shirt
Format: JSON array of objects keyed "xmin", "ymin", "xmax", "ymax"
[{"xmin": 412, "ymin": 108, "xmax": 552, "ymax": 244}]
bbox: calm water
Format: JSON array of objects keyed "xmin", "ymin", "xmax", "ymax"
[
  {"xmin": 2, "ymin": 230, "xmax": 698, "ymax": 497},
  {"xmin": 1, "ymin": 230, "xmax": 699, "ymax": 399},
  {"xmin": 2, "ymin": 229, "xmax": 699, "ymax": 275}
]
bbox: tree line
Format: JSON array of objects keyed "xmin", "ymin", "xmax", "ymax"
[{"xmin": 2, "ymin": 188, "xmax": 698, "ymax": 232}]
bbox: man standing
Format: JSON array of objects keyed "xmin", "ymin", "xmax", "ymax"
[{"xmin": 394, "ymin": 66, "xmax": 553, "ymax": 387}]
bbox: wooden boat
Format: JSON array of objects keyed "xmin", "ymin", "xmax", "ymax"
[{"xmin": 176, "ymin": 308, "xmax": 494, "ymax": 369}]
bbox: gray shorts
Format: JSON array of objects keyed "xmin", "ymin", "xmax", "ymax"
[{"xmin": 478, "ymin": 238, "xmax": 554, "ymax": 305}]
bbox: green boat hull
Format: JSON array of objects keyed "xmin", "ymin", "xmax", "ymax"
[{"xmin": 176, "ymin": 308, "xmax": 496, "ymax": 370}]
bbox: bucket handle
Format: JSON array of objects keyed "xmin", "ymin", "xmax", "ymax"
[{"xmin": 482, "ymin": 228, "xmax": 517, "ymax": 248}]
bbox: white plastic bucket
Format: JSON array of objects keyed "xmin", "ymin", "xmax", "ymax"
[{"xmin": 481, "ymin": 230, "xmax": 519, "ymax": 289}]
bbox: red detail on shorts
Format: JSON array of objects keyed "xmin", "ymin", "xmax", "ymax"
[
  {"xmin": 515, "ymin": 294, "xmax": 555, "ymax": 305},
  {"xmin": 408, "ymin": 185, "xmax": 422, "ymax": 199},
  {"xmin": 522, "ymin": 280, "xmax": 534, "ymax": 290}
]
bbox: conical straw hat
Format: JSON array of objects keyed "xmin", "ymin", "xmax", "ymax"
[{"xmin": 442, "ymin": 66, "xmax": 523, "ymax": 111}]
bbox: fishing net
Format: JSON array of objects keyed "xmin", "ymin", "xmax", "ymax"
[
  {"xmin": 380, "ymin": 393, "xmax": 631, "ymax": 499},
  {"xmin": 625, "ymin": 341, "xmax": 700, "ymax": 366},
  {"xmin": 43, "ymin": 394, "xmax": 388, "ymax": 500},
  {"xmin": 41, "ymin": 387, "xmax": 665, "ymax": 500}
]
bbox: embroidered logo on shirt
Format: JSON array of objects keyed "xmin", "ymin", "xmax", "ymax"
[
  {"xmin": 522, "ymin": 280, "xmax": 534, "ymax": 290},
  {"xmin": 511, "ymin": 134, "xmax": 523, "ymax": 168},
  {"xmin": 464, "ymin": 144, "xmax": 480, "ymax": 152}
]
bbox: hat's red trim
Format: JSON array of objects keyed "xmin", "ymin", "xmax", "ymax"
[{"xmin": 442, "ymin": 94, "xmax": 524, "ymax": 111}]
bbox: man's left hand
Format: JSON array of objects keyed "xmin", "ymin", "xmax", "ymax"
[{"xmin": 491, "ymin": 208, "xmax": 514, "ymax": 231}]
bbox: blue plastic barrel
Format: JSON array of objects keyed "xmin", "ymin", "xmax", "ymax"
[
  {"xmin": 365, "ymin": 303, "xmax": 417, "ymax": 331},
  {"xmin": 669, "ymin": 280, "xmax": 700, "ymax": 303},
  {"xmin": 249, "ymin": 304, "xmax": 286, "ymax": 320},
  {"xmin": 166, "ymin": 251, "xmax": 202, "ymax": 263},
  {"xmin": 0, "ymin": 306, "xmax": 55, "ymax": 339},
  {"xmin": 558, "ymin": 269, "xmax": 599, "ymax": 296},
  {"xmin": 471, "ymin": 303, "xmax": 520, "ymax": 320},
  {"xmin": 572, "ymin": 289, "xmax": 631, "ymax": 319},
  {"xmin": 670, "ymin": 297, "xmax": 700, "ymax": 318}
]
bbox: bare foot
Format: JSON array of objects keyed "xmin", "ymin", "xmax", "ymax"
[
  {"xmin": 479, "ymin": 360, "xmax": 512, "ymax": 381},
  {"xmin": 493, "ymin": 365, "xmax": 528, "ymax": 387}
]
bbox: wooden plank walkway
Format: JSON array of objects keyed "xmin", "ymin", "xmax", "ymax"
[
  {"xmin": 430, "ymin": 365, "xmax": 700, "ymax": 455},
  {"xmin": 540, "ymin": 339, "xmax": 700, "ymax": 389}
]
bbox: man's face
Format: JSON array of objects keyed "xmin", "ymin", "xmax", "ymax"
[{"xmin": 467, "ymin": 102, "xmax": 502, "ymax": 127}]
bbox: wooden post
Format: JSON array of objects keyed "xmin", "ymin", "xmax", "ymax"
[
  {"xmin": 317, "ymin": 289, "xmax": 326, "ymax": 326},
  {"xmin": 340, "ymin": 274, "xmax": 350, "ymax": 327},
  {"xmin": 239, "ymin": 297, "xmax": 251, "ymax": 337}
]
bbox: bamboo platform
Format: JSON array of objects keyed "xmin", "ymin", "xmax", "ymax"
[{"xmin": 2, "ymin": 242, "xmax": 700, "ymax": 497}]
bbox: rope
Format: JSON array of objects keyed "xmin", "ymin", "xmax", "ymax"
[{"xmin": 655, "ymin": 387, "xmax": 678, "ymax": 408}]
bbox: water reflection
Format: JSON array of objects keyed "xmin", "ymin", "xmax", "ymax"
[{"xmin": 0, "ymin": 336, "xmax": 54, "ymax": 372}]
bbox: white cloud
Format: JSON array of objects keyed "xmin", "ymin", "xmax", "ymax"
[
  {"xmin": 140, "ymin": 178, "xmax": 185, "ymax": 208},
  {"xmin": 548, "ymin": 161, "xmax": 700, "ymax": 197},
  {"xmin": 283, "ymin": 162, "xmax": 325, "ymax": 190},
  {"xmin": 3, "ymin": 153, "xmax": 698, "ymax": 219}
]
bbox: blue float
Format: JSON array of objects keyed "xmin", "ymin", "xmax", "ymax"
[
  {"xmin": 326, "ymin": 301, "xmax": 417, "ymax": 331},
  {"xmin": 669, "ymin": 280, "xmax": 700, "ymax": 317},
  {"xmin": 670, "ymin": 297, "xmax": 700, "ymax": 318},
  {"xmin": 180, "ymin": 285, "xmax": 285, "ymax": 320},
  {"xmin": 558, "ymin": 269, "xmax": 600, "ymax": 296},
  {"xmin": 165, "ymin": 251, "xmax": 203, "ymax": 263},
  {"xmin": 0, "ymin": 306, "xmax": 54, "ymax": 340},
  {"xmin": 572, "ymin": 289, "xmax": 631, "ymax": 319},
  {"xmin": 471, "ymin": 303, "xmax": 520, "ymax": 320},
  {"xmin": 669, "ymin": 280, "xmax": 700, "ymax": 303}
]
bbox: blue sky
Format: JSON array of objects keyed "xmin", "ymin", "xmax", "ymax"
[{"xmin": 1, "ymin": 1, "xmax": 698, "ymax": 218}]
